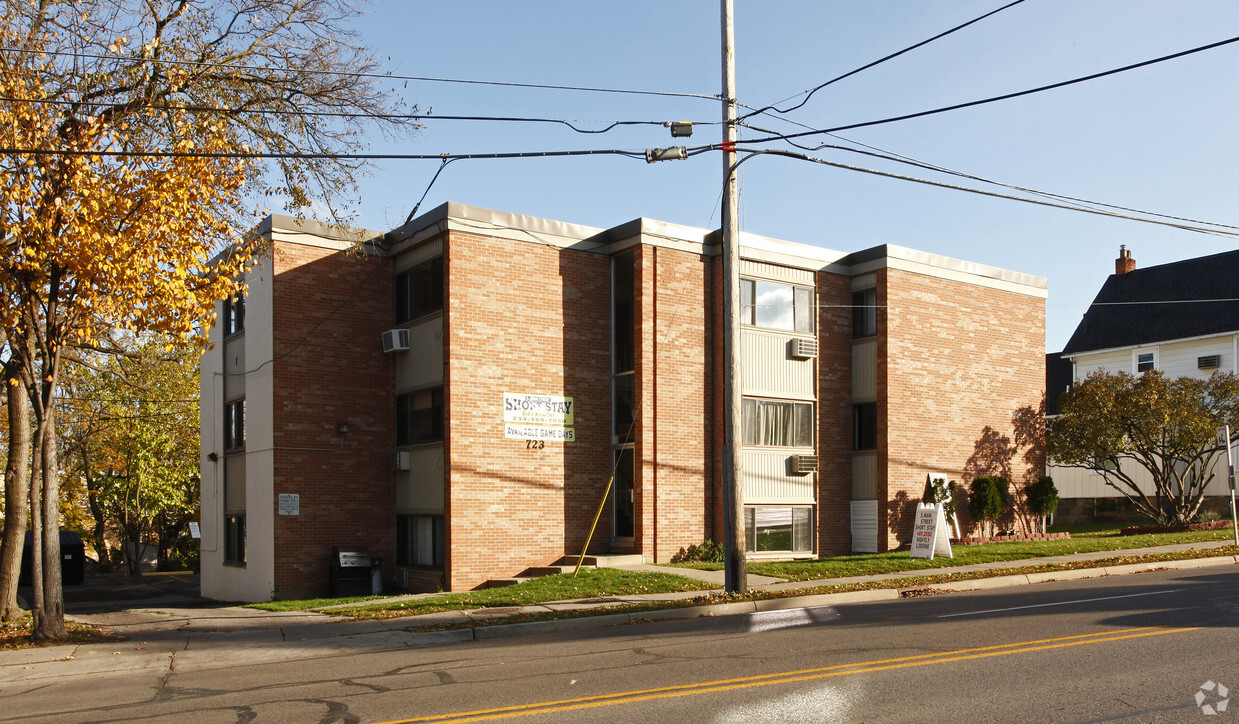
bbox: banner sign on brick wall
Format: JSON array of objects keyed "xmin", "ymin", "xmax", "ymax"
[
  {"xmin": 505, "ymin": 424, "xmax": 575, "ymax": 442},
  {"xmin": 503, "ymin": 392, "xmax": 575, "ymax": 426}
]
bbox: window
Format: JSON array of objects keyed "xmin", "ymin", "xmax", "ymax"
[
  {"xmin": 852, "ymin": 288, "xmax": 876, "ymax": 338},
  {"xmin": 396, "ymin": 258, "xmax": 444, "ymax": 323},
  {"xmin": 1135, "ymin": 350, "xmax": 1156, "ymax": 373},
  {"xmin": 397, "ymin": 388, "xmax": 444, "ymax": 446},
  {"xmin": 613, "ymin": 254, "xmax": 635, "ymax": 374},
  {"xmin": 852, "ymin": 402, "xmax": 877, "ymax": 451},
  {"xmin": 224, "ymin": 293, "xmax": 245, "ymax": 336},
  {"xmin": 397, "ymin": 515, "xmax": 444, "ymax": 568},
  {"xmin": 224, "ymin": 399, "xmax": 245, "ymax": 452},
  {"xmin": 742, "ymin": 398, "xmax": 813, "ymax": 448},
  {"xmin": 224, "ymin": 513, "xmax": 246, "ymax": 565},
  {"xmin": 740, "ymin": 278, "xmax": 813, "ymax": 333},
  {"xmin": 745, "ymin": 506, "xmax": 813, "ymax": 553}
]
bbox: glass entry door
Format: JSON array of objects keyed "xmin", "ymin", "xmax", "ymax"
[{"xmin": 613, "ymin": 448, "xmax": 634, "ymax": 540}]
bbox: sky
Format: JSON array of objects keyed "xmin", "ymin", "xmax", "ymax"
[{"xmin": 332, "ymin": 1, "xmax": 1239, "ymax": 353}]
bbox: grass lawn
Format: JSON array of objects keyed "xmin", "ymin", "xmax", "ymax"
[
  {"xmin": 743, "ymin": 524, "xmax": 1234, "ymax": 581},
  {"xmin": 247, "ymin": 567, "xmax": 716, "ymax": 617}
]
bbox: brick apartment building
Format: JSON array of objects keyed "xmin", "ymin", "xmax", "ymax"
[{"xmin": 199, "ymin": 203, "xmax": 1047, "ymax": 602}]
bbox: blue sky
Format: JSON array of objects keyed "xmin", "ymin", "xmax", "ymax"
[{"xmin": 340, "ymin": 1, "xmax": 1239, "ymax": 352}]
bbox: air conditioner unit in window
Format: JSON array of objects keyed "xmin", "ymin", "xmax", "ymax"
[
  {"xmin": 382, "ymin": 328, "xmax": 411, "ymax": 353},
  {"xmin": 1199, "ymin": 355, "xmax": 1222, "ymax": 370},
  {"xmin": 790, "ymin": 338, "xmax": 818, "ymax": 360},
  {"xmin": 389, "ymin": 451, "xmax": 411, "ymax": 471},
  {"xmin": 791, "ymin": 454, "xmax": 818, "ymax": 475}
]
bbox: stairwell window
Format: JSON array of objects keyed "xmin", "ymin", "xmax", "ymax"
[
  {"xmin": 741, "ymin": 278, "xmax": 814, "ymax": 333},
  {"xmin": 742, "ymin": 398, "xmax": 813, "ymax": 448},
  {"xmin": 852, "ymin": 288, "xmax": 876, "ymax": 338},
  {"xmin": 224, "ymin": 293, "xmax": 245, "ymax": 336},
  {"xmin": 223, "ymin": 399, "xmax": 245, "ymax": 453},
  {"xmin": 396, "ymin": 258, "xmax": 444, "ymax": 323},
  {"xmin": 397, "ymin": 515, "xmax": 444, "ymax": 568},
  {"xmin": 397, "ymin": 388, "xmax": 444, "ymax": 446},
  {"xmin": 745, "ymin": 506, "xmax": 813, "ymax": 553}
]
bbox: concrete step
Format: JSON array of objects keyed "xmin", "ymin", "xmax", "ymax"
[
  {"xmin": 560, "ymin": 553, "xmax": 645, "ymax": 568},
  {"xmin": 521, "ymin": 565, "xmax": 576, "ymax": 577}
]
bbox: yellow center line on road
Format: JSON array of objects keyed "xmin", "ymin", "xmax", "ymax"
[{"xmin": 375, "ymin": 626, "xmax": 1198, "ymax": 723}]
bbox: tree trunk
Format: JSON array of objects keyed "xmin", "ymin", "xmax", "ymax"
[
  {"xmin": 32, "ymin": 404, "xmax": 66, "ymax": 641},
  {"xmin": 0, "ymin": 368, "xmax": 31, "ymax": 622}
]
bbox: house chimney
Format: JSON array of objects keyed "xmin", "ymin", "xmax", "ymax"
[{"xmin": 1115, "ymin": 245, "xmax": 1135, "ymax": 275}]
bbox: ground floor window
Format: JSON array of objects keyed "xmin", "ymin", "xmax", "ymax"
[
  {"xmin": 397, "ymin": 514, "xmax": 445, "ymax": 568},
  {"xmin": 224, "ymin": 514, "xmax": 246, "ymax": 565},
  {"xmin": 744, "ymin": 506, "xmax": 813, "ymax": 553}
]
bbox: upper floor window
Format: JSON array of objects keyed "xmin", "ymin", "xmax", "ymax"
[
  {"xmin": 1135, "ymin": 350, "xmax": 1157, "ymax": 374},
  {"xmin": 397, "ymin": 387, "xmax": 444, "ymax": 446},
  {"xmin": 742, "ymin": 398, "xmax": 813, "ymax": 448},
  {"xmin": 852, "ymin": 402, "xmax": 877, "ymax": 451},
  {"xmin": 225, "ymin": 293, "xmax": 245, "ymax": 336},
  {"xmin": 224, "ymin": 398, "xmax": 246, "ymax": 453},
  {"xmin": 396, "ymin": 258, "xmax": 444, "ymax": 323},
  {"xmin": 852, "ymin": 288, "xmax": 876, "ymax": 339},
  {"xmin": 741, "ymin": 278, "xmax": 813, "ymax": 334}
]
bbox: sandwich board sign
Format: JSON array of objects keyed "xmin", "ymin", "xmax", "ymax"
[{"xmin": 910, "ymin": 502, "xmax": 953, "ymax": 560}]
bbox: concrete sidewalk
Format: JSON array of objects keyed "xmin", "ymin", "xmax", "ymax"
[{"xmin": 2, "ymin": 541, "xmax": 1235, "ymax": 682}]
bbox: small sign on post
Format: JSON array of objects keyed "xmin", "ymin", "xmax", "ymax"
[
  {"xmin": 910, "ymin": 502, "xmax": 953, "ymax": 560},
  {"xmin": 1219, "ymin": 425, "xmax": 1238, "ymax": 546}
]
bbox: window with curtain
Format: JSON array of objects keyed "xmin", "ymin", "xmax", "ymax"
[{"xmin": 742, "ymin": 398, "xmax": 813, "ymax": 447}]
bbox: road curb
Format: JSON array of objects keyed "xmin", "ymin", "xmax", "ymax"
[{"xmin": 429, "ymin": 555, "xmax": 1239, "ymax": 645}]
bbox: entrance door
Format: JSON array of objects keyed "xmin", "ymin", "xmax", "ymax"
[{"xmin": 613, "ymin": 448, "xmax": 635, "ymax": 541}]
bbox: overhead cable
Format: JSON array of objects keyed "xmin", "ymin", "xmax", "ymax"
[
  {"xmin": 739, "ymin": 0, "xmax": 1027, "ymax": 121},
  {"xmin": 732, "ymin": 147, "xmax": 1239, "ymax": 239},
  {"xmin": 746, "ymin": 33, "xmax": 1239, "ymax": 141},
  {"xmin": 0, "ymin": 46, "xmax": 718, "ymax": 101}
]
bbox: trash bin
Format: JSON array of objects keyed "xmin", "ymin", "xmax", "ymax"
[
  {"xmin": 21, "ymin": 530, "xmax": 86, "ymax": 585},
  {"xmin": 329, "ymin": 546, "xmax": 371, "ymax": 597},
  {"xmin": 370, "ymin": 557, "xmax": 383, "ymax": 596}
]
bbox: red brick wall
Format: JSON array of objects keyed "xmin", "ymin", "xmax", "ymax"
[
  {"xmin": 879, "ymin": 268, "xmax": 1045, "ymax": 549},
  {"xmin": 270, "ymin": 242, "xmax": 395, "ymax": 599},
  {"xmin": 444, "ymin": 232, "xmax": 611, "ymax": 590},
  {"xmin": 635, "ymin": 245, "xmax": 713, "ymax": 563},
  {"xmin": 816, "ymin": 271, "xmax": 854, "ymax": 557}
]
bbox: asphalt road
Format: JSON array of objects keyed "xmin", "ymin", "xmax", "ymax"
[{"xmin": 7, "ymin": 566, "xmax": 1239, "ymax": 723}]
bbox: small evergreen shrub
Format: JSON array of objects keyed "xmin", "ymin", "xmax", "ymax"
[{"xmin": 671, "ymin": 540, "xmax": 725, "ymax": 563}]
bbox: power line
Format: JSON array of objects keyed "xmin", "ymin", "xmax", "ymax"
[
  {"xmin": 1, "ymin": 45, "xmax": 719, "ymax": 101},
  {"xmin": 739, "ymin": 123, "xmax": 1239, "ymax": 234},
  {"xmin": 0, "ymin": 146, "xmax": 650, "ymax": 161},
  {"xmin": 0, "ymin": 95, "xmax": 714, "ymax": 134},
  {"xmin": 732, "ymin": 147, "xmax": 1239, "ymax": 239},
  {"xmin": 745, "ymin": 33, "xmax": 1239, "ymax": 142},
  {"xmin": 738, "ymin": 0, "xmax": 1027, "ymax": 121}
]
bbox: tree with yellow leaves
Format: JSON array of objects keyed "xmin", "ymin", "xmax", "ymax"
[{"xmin": 0, "ymin": 0, "xmax": 417, "ymax": 639}]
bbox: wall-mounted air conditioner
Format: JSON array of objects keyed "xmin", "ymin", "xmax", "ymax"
[
  {"xmin": 790, "ymin": 338, "xmax": 818, "ymax": 360},
  {"xmin": 382, "ymin": 328, "xmax": 411, "ymax": 353},
  {"xmin": 791, "ymin": 454, "xmax": 818, "ymax": 475},
  {"xmin": 1199, "ymin": 355, "xmax": 1221, "ymax": 370},
  {"xmin": 389, "ymin": 451, "xmax": 411, "ymax": 471}
]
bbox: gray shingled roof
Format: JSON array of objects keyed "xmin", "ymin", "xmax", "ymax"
[{"xmin": 1061, "ymin": 249, "xmax": 1239, "ymax": 355}]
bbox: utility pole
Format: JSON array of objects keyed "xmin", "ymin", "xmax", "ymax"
[{"xmin": 721, "ymin": 0, "xmax": 746, "ymax": 593}]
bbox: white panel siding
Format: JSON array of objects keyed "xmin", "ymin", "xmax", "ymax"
[
  {"xmin": 851, "ymin": 272, "xmax": 877, "ymax": 291},
  {"xmin": 396, "ymin": 445, "xmax": 445, "ymax": 511},
  {"xmin": 742, "ymin": 450, "xmax": 816, "ymax": 503},
  {"xmin": 852, "ymin": 339, "xmax": 876, "ymax": 400},
  {"xmin": 741, "ymin": 259, "xmax": 815, "ymax": 285},
  {"xmin": 741, "ymin": 330, "xmax": 815, "ymax": 399},
  {"xmin": 396, "ymin": 237, "xmax": 442, "ymax": 272},
  {"xmin": 851, "ymin": 500, "xmax": 879, "ymax": 553},
  {"xmin": 1072, "ymin": 349, "xmax": 1131, "ymax": 377},
  {"xmin": 852, "ymin": 454, "xmax": 877, "ymax": 499},
  {"xmin": 397, "ymin": 315, "xmax": 444, "ymax": 390},
  {"xmin": 1051, "ymin": 457, "xmax": 1231, "ymax": 498},
  {"xmin": 1156, "ymin": 337, "xmax": 1233, "ymax": 380}
]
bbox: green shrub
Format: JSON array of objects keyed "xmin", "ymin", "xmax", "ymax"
[
  {"xmin": 968, "ymin": 476, "xmax": 1009, "ymax": 536},
  {"xmin": 1026, "ymin": 476, "xmax": 1060, "ymax": 533},
  {"xmin": 672, "ymin": 540, "xmax": 724, "ymax": 563}
]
